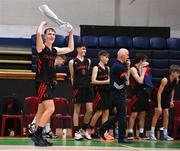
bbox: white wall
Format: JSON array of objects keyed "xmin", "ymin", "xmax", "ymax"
[
  {"xmin": 0, "ymin": 0, "xmax": 180, "ymax": 38},
  {"xmin": 0, "ymin": 0, "xmax": 115, "ymax": 26},
  {"xmin": 117, "ymin": 0, "xmax": 180, "ymax": 37}
]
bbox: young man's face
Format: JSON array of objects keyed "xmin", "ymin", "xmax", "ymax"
[
  {"xmin": 45, "ymin": 30, "xmax": 56, "ymax": 44},
  {"xmin": 100, "ymin": 55, "xmax": 109, "ymax": 65},
  {"xmin": 172, "ymin": 71, "xmax": 180, "ymax": 79},
  {"xmin": 77, "ymin": 46, "xmax": 86, "ymax": 56},
  {"xmin": 54, "ymin": 57, "xmax": 65, "ymax": 67}
]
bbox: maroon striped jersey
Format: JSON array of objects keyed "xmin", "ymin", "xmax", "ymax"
[{"xmin": 35, "ymin": 46, "xmax": 57, "ymax": 84}]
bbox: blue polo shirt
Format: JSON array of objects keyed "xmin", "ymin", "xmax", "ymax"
[{"xmin": 110, "ymin": 60, "xmax": 128, "ymax": 90}]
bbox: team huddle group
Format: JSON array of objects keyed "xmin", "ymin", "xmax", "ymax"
[{"xmin": 30, "ymin": 21, "xmax": 180, "ymax": 146}]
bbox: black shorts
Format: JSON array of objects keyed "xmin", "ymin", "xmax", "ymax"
[
  {"xmin": 35, "ymin": 82, "xmax": 54, "ymax": 104},
  {"xmin": 93, "ymin": 89, "xmax": 110, "ymax": 111},
  {"xmin": 131, "ymin": 89, "xmax": 149, "ymax": 112},
  {"xmin": 72, "ymin": 87, "xmax": 93, "ymax": 104},
  {"xmin": 154, "ymin": 99, "xmax": 170, "ymax": 109}
]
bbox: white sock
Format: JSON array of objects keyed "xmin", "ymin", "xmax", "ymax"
[
  {"xmin": 31, "ymin": 116, "xmax": 36, "ymax": 124},
  {"xmin": 45, "ymin": 122, "xmax": 51, "ymax": 133},
  {"xmin": 128, "ymin": 129, "xmax": 133, "ymax": 133},
  {"xmin": 151, "ymin": 127, "xmax": 155, "ymax": 133},
  {"xmin": 139, "ymin": 128, "xmax": 144, "ymax": 133},
  {"xmin": 164, "ymin": 129, "xmax": 168, "ymax": 135}
]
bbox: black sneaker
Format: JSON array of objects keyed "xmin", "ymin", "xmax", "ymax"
[
  {"xmin": 118, "ymin": 137, "xmax": 131, "ymax": 143},
  {"xmin": 91, "ymin": 132, "xmax": 100, "ymax": 139},
  {"xmin": 127, "ymin": 132, "xmax": 134, "ymax": 140},
  {"xmin": 139, "ymin": 133, "xmax": 148, "ymax": 140},
  {"xmin": 43, "ymin": 139, "xmax": 53, "ymax": 146},
  {"xmin": 32, "ymin": 133, "xmax": 48, "ymax": 147},
  {"xmin": 45, "ymin": 130, "xmax": 58, "ymax": 138}
]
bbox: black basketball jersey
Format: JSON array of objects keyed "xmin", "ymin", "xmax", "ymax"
[
  {"xmin": 94, "ymin": 64, "xmax": 109, "ymax": 90},
  {"xmin": 153, "ymin": 76, "xmax": 177, "ymax": 101},
  {"xmin": 35, "ymin": 46, "xmax": 57, "ymax": 84},
  {"xmin": 73, "ymin": 57, "xmax": 90, "ymax": 88}
]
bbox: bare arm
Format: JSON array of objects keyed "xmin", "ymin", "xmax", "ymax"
[
  {"xmin": 55, "ymin": 30, "xmax": 74, "ymax": 55},
  {"xmin": 157, "ymin": 78, "xmax": 168, "ymax": 108},
  {"xmin": 91, "ymin": 66, "xmax": 109, "ymax": 85},
  {"xmin": 130, "ymin": 67, "xmax": 146, "ymax": 84},
  {"xmin": 36, "ymin": 21, "xmax": 47, "ymax": 53},
  {"xmin": 68, "ymin": 59, "xmax": 74, "ymax": 85}
]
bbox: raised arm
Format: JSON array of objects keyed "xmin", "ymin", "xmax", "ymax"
[
  {"xmin": 130, "ymin": 66, "xmax": 147, "ymax": 84},
  {"xmin": 36, "ymin": 21, "xmax": 47, "ymax": 53},
  {"xmin": 55, "ymin": 29, "xmax": 74, "ymax": 55}
]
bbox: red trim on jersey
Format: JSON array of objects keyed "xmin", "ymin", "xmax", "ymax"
[
  {"xmin": 119, "ymin": 72, "xmax": 126, "ymax": 78},
  {"xmin": 93, "ymin": 91, "xmax": 101, "ymax": 109},
  {"xmin": 72, "ymin": 89, "xmax": 79, "ymax": 104},
  {"xmin": 37, "ymin": 83, "xmax": 47, "ymax": 103},
  {"xmin": 37, "ymin": 57, "xmax": 42, "ymax": 74}
]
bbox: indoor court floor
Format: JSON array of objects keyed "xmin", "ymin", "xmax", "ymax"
[{"xmin": 0, "ymin": 138, "xmax": 179, "ymax": 151}]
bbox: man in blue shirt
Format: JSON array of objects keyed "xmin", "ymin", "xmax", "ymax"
[{"xmin": 100, "ymin": 48, "xmax": 130, "ymax": 143}]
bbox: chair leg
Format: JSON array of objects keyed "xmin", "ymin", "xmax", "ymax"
[
  {"xmin": 52, "ymin": 118, "xmax": 56, "ymax": 134},
  {"xmin": 173, "ymin": 120, "xmax": 177, "ymax": 139},
  {"xmin": 20, "ymin": 117, "xmax": 24, "ymax": 136},
  {"xmin": 1, "ymin": 116, "xmax": 6, "ymax": 136}
]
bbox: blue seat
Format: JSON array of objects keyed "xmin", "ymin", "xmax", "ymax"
[
  {"xmin": 90, "ymin": 58, "xmax": 99, "ymax": 67},
  {"xmin": 82, "ymin": 36, "xmax": 98, "ymax": 48},
  {"xmin": 133, "ymin": 37, "xmax": 150, "ymax": 49},
  {"xmin": 151, "ymin": 50, "xmax": 168, "ymax": 59},
  {"xmin": 99, "ymin": 36, "xmax": 115, "ymax": 48},
  {"xmin": 169, "ymin": 59, "xmax": 180, "ymax": 66},
  {"xmin": 150, "ymin": 37, "xmax": 167, "ymax": 50},
  {"xmin": 151, "ymin": 59, "xmax": 169, "ymax": 68},
  {"xmin": 65, "ymin": 35, "xmax": 82, "ymax": 47},
  {"xmin": 86, "ymin": 48, "xmax": 99, "ymax": 57},
  {"xmin": 169, "ymin": 51, "xmax": 180, "ymax": 59},
  {"xmin": 115, "ymin": 36, "xmax": 132, "ymax": 48},
  {"xmin": 53, "ymin": 35, "xmax": 65, "ymax": 47},
  {"xmin": 31, "ymin": 34, "xmax": 44, "ymax": 46},
  {"xmin": 129, "ymin": 49, "xmax": 136, "ymax": 59},
  {"xmin": 135, "ymin": 49, "xmax": 151, "ymax": 58},
  {"xmin": 56, "ymin": 66, "xmax": 69, "ymax": 74},
  {"xmin": 31, "ymin": 34, "xmax": 36, "ymax": 46},
  {"xmin": 32, "ymin": 46, "xmax": 37, "ymax": 55},
  {"xmin": 108, "ymin": 58, "xmax": 116, "ymax": 67},
  {"xmin": 167, "ymin": 38, "xmax": 180, "ymax": 50},
  {"xmin": 152, "ymin": 77, "xmax": 161, "ymax": 84},
  {"xmin": 106, "ymin": 49, "xmax": 118, "ymax": 58},
  {"xmin": 151, "ymin": 68, "xmax": 169, "ymax": 78},
  {"xmin": 31, "ymin": 55, "xmax": 37, "ymax": 65}
]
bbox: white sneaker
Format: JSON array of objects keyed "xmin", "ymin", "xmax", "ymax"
[
  {"xmin": 164, "ymin": 135, "xmax": 174, "ymax": 141},
  {"xmin": 148, "ymin": 132, "xmax": 157, "ymax": 140},
  {"xmin": 28, "ymin": 123, "xmax": 36, "ymax": 134},
  {"xmin": 74, "ymin": 131, "xmax": 83, "ymax": 140},
  {"xmin": 80, "ymin": 129, "xmax": 92, "ymax": 140}
]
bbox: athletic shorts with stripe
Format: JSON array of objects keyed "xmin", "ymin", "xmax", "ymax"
[
  {"xmin": 35, "ymin": 82, "xmax": 54, "ymax": 104},
  {"xmin": 131, "ymin": 89, "xmax": 149, "ymax": 112},
  {"xmin": 93, "ymin": 89, "xmax": 110, "ymax": 111},
  {"xmin": 72, "ymin": 87, "xmax": 93, "ymax": 104}
]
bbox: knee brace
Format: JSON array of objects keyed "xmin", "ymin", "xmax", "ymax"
[{"xmin": 84, "ymin": 111, "xmax": 93, "ymax": 124}]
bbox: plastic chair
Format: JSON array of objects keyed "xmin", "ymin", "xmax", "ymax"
[
  {"xmin": 51, "ymin": 97, "xmax": 73, "ymax": 135},
  {"xmin": 173, "ymin": 100, "xmax": 180, "ymax": 139},
  {"xmin": 24, "ymin": 96, "xmax": 38, "ymax": 136},
  {"xmin": 1, "ymin": 99, "xmax": 24, "ymax": 136}
]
